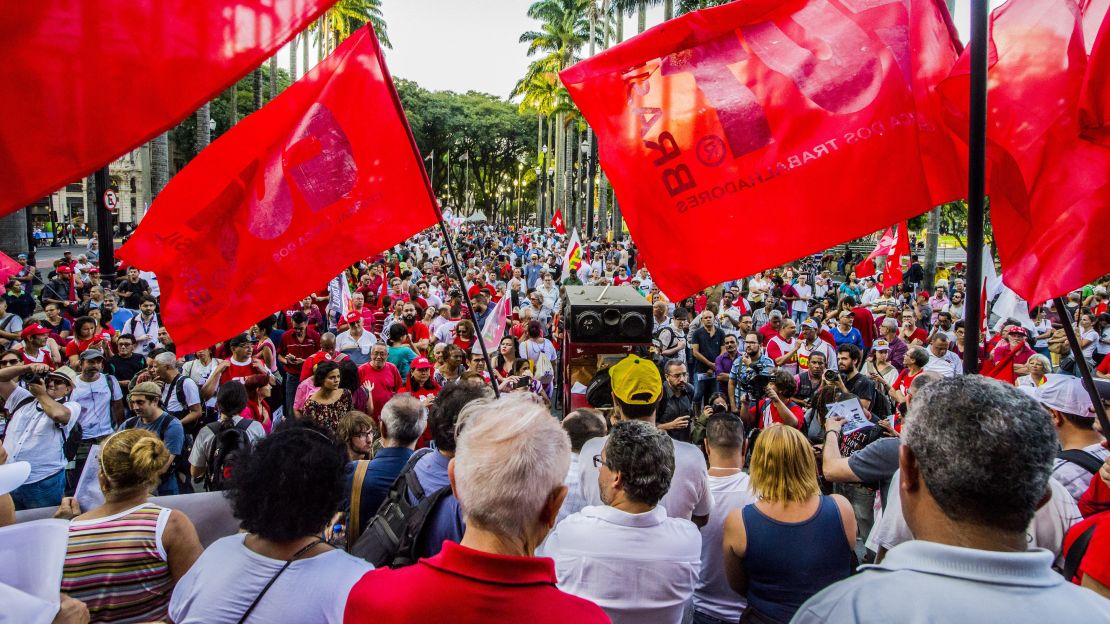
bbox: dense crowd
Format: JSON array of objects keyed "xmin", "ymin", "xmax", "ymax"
[{"xmin": 1, "ymin": 225, "xmax": 1108, "ymax": 623}]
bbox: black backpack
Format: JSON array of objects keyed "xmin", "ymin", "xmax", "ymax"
[
  {"xmin": 123, "ymin": 412, "xmax": 191, "ymax": 486},
  {"xmin": 203, "ymin": 419, "xmax": 254, "ymax": 491},
  {"xmin": 350, "ymin": 448, "xmax": 453, "ymax": 568}
]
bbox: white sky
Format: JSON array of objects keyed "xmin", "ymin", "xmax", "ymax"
[{"xmin": 276, "ymin": 0, "xmax": 997, "ymax": 98}]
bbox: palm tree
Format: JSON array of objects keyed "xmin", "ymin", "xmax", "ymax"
[
  {"xmin": 195, "ymin": 103, "xmax": 211, "ymax": 155},
  {"xmin": 252, "ymin": 68, "xmax": 262, "ymax": 110},
  {"xmin": 316, "ymin": 0, "xmax": 391, "ymax": 52},
  {"xmin": 289, "ymin": 33, "xmax": 298, "ymax": 81},
  {"xmin": 269, "ymin": 56, "xmax": 278, "ymax": 100}
]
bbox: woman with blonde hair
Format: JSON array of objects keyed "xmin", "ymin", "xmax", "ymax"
[
  {"xmin": 722, "ymin": 424, "xmax": 855, "ymax": 624},
  {"xmin": 59, "ymin": 429, "xmax": 203, "ymax": 623}
]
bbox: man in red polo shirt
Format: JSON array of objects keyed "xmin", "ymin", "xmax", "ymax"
[
  {"xmin": 990, "ymin": 325, "xmax": 1037, "ymax": 376},
  {"xmin": 343, "ymin": 395, "xmax": 609, "ymax": 624},
  {"xmin": 399, "ymin": 302, "xmax": 430, "ymax": 354},
  {"xmin": 278, "ymin": 312, "xmax": 319, "ymax": 416},
  {"xmin": 467, "ymin": 272, "xmax": 497, "ymax": 300}
]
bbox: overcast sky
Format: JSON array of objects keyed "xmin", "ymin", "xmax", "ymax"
[{"xmin": 280, "ymin": 0, "xmax": 991, "ymax": 100}]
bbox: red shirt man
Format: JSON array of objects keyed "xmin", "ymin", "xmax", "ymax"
[
  {"xmin": 278, "ymin": 316, "xmax": 320, "ymax": 377},
  {"xmin": 990, "ymin": 326, "xmax": 1036, "ymax": 367},
  {"xmin": 852, "ymin": 305, "xmax": 877, "ymax": 350},
  {"xmin": 358, "ymin": 344, "xmax": 402, "ymax": 420},
  {"xmin": 344, "ymin": 542, "xmax": 608, "ymax": 624}
]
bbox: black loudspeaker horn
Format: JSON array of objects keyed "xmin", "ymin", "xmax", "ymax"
[{"xmin": 563, "ymin": 285, "xmax": 653, "ymax": 344}]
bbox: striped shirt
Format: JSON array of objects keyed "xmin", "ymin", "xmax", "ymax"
[{"xmin": 62, "ymin": 503, "xmax": 173, "ymax": 623}]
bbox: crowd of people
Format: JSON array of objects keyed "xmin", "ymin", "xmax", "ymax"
[{"xmin": 0, "ymin": 223, "xmax": 1108, "ymax": 623}]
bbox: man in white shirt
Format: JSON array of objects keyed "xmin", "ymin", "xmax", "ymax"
[
  {"xmin": 69, "ymin": 349, "xmax": 124, "ymax": 485},
  {"xmin": 578, "ymin": 355, "xmax": 712, "ymax": 526},
  {"xmin": 791, "ymin": 273, "xmax": 813, "ymax": 324},
  {"xmin": 693, "ymin": 413, "xmax": 756, "ymax": 624},
  {"xmin": 859, "ymin": 277, "xmax": 881, "ymax": 307},
  {"xmin": 542, "ymin": 420, "xmax": 701, "ymax": 624},
  {"xmin": 923, "ymin": 333, "xmax": 960, "ymax": 377},
  {"xmin": 0, "ymin": 364, "xmax": 80, "ymax": 510},
  {"xmin": 556, "ymin": 409, "xmax": 608, "ymax": 523}
]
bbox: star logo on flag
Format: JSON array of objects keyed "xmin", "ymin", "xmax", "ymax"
[{"xmin": 555, "ymin": 216, "xmax": 562, "ymax": 228}]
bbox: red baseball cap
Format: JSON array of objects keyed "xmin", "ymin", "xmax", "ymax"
[
  {"xmin": 20, "ymin": 323, "xmax": 50, "ymax": 339},
  {"xmin": 410, "ymin": 356, "xmax": 433, "ymax": 370},
  {"xmin": 55, "ymin": 265, "xmax": 72, "ymax": 274},
  {"xmin": 344, "ymin": 311, "xmax": 362, "ymax": 324}
]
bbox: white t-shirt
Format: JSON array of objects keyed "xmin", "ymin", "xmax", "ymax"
[
  {"xmin": 2, "ymin": 387, "xmax": 80, "ymax": 482},
  {"xmin": 1033, "ymin": 319, "xmax": 1052, "ymax": 349},
  {"xmin": 578, "ymin": 434, "xmax": 712, "ymax": 521},
  {"xmin": 335, "ymin": 329, "xmax": 376, "ymax": 355},
  {"xmin": 161, "ymin": 375, "xmax": 202, "ymax": 418},
  {"xmin": 793, "ymin": 283, "xmax": 813, "ymax": 313},
  {"xmin": 71, "ymin": 373, "xmax": 123, "ymax": 439},
  {"xmin": 694, "ymin": 472, "xmax": 756, "ymax": 621},
  {"xmin": 183, "ymin": 358, "xmax": 220, "ymax": 408},
  {"xmin": 168, "ymin": 533, "xmax": 372, "ymax": 624},
  {"xmin": 1080, "ymin": 328, "xmax": 1099, "ymax": 359}
]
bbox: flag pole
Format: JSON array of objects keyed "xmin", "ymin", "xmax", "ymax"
[
  {"xmin": 1053, "ymin": 298, "xmax": 1110, "ymax": 437},
  {"xmin": 962, "ymin": 0, "xmax": 989, "ymax": 375},
  {"xmin": 372, "ymin": 24, "xmax": 500, "ymax": 398}
]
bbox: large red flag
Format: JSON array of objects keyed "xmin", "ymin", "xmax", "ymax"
[
  {"xmin": 560, "ymin": 0, "xmax": 964, "ymax": 300},
  {"xmin": 941, "ymin": 0, "xmax": 1110, "ymax": 303},
  {"xmin": 0, "ymin": 0, "xmax": 336, "ymax": 216},
  {"xmin": 117, "ymin": 26, "xmax": 439, "ymax": 354},
  {"xmin": 854, "ymin": 226, "xmax": 895, "ymax": 277}
]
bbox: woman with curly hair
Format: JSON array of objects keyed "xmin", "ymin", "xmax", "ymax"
[{"xmin": 169, "ymin": 423, "xmax": 371, "ymax": 623}]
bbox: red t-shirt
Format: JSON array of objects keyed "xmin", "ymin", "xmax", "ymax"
[
  {"xmin": 758, "ymin": 323, "xmax": 781, "ymax": 344},
  {"xmin": 343, "ymin": 541, "xmax": 610, "ymax": 624},
  {"xmin": 766, "ymin": 336, "xmax": 799, "ymax": 368},
  {"xmin": 404, "ymin": 321, "xmax": 431, "ymax": 346},
  {"xmin": 405, "ymin": 384, "xmax": 440, "ymax": 449},
  {"xmin": 219, "ymin": 359, "xmax": 258, "ymax": 385},
  {"xmin": 753, "ymin": 398, "xmax": 804, "ymax": 429},
  {"xmin": 892, "ymin": 368, "xmax": 918, "ymax": 397},
  {"xmin": 300, "ymin": 351, "xmax": 350, "ymax": 381},
  {"xmin": 852, "ymin": 307, "xmax": 876, "ymax": 349},
  {"xmin": 1063, "ymin": 512, "xmax": 1110, "ymax": 588},
  {"xmin": 903, "ymin": 327, "xmax": 928, "ymax": 344},
  {"xmin": 64, "ymin": 335, "xmax": 111, "ymax": 361},
  {"xmin": 358, "ymin": 362, "xmax": 403, "ymax": 419}
]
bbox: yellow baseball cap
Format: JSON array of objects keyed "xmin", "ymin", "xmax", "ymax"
[{"xmin": 610, "ymin": 355, "xmax": 662, "ymax": 405}]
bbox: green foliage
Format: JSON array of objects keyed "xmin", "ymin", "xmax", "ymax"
[{"xmin": 396, "ymin": 80, "xmax": 538, "ymax": 220}]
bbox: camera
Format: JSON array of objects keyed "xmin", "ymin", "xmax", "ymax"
[
  {"xmin": 823, "ymin": 369, "xmax": 840, "ymax": 384},
  {"xmin": 20, "ymin": 372, "xmax": 43, "ymax": 385},
  {"xmin": 711, "ymin": 403, "xmax": 728, "ymax": 414}
]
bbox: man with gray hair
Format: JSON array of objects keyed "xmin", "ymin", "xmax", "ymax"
[
  {"xmin": 542, "ymin": 420, "xmax": 701, "ymax": 624},
  {"xmin": 878, "ymin": 317, "xmax": 908, "ymax": 371},
  {"xmin": 344, "ymin": 394, "xmax": 609, "ymax": 623},
  {"xmin": 153, "ymin": 350, "xmax": 202, "ymax": 429},
  {"xmin": 345, "ymin": 394, "xmax": 427, "ymax": 538},
  {"xmin": 795, "ymin": 376, "xmax": 1110, "ymax": 622}
]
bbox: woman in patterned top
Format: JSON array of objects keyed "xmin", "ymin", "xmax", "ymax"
[
  {"xmin": 300, "ymin": 360, "xmax": 352, "ymax": 435},
  {"xmin": 59, "ymin": 429, "xmax": 203, "ymax": 623}
]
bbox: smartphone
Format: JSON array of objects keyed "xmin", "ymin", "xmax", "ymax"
[{"xmin": 514, "ymin": 377, "xmax": 530, "ymax": 389}]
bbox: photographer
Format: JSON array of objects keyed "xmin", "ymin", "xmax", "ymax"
[
  {"xmin": 744, "ymin": 369, "xmax": 805, "ymax": 430},
  {"xmin": 727, "ymin": 332, "xmax": 775, "ymax": 415},
  {"xmin": 0, "ymin": 363, "xmax": 80, "ymax": 510},
  {"xmin": 830, "ymin": 344, "xmax": 877, "ymax": 411},
  {"xmin": 658, "ymin": 359, "xmax": 695, "ymax": 442}
]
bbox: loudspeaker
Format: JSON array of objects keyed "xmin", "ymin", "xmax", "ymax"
[{"xmin": 563, "ymin": 285, "xmax": 653, "ymax": 344}]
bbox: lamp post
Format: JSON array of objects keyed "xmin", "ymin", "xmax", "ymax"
[
  {"xmin": 539, "ymin": 145, "xmax": 549, "ymax": 233},
  {"xmin": 208, "ymin": 118, "xmax": 216, "ymax": 139},
  {"xmin": 582, "ymin": 138, "xmax": 596, "ymax": 239}
]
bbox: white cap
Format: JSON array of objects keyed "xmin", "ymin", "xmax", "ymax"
[{"xmin": 1019, "ymin": 374, "xmax": 1095, "ymax": 418}]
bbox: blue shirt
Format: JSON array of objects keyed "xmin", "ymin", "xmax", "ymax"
[
  {"xmin": 344, "ymin": 447, "xmax": 414, "ymax": 535},
  {"xmin": 410, "ymin": 450, "xmax": 465, "ymax": 559},
  {"xmin": 829, "ymin": 326, "xmax": 864, "ymax": 350},
  {"xmin": 122, "ymin": 412, "xmax": 184, "ymax": 496},
  {"xmin": 109, "ymin": 307, "xmax": 137, "ymax": 333},
  {"xmin": 524, "ymin": 264, "xmax": 543, "ymax": 291}
]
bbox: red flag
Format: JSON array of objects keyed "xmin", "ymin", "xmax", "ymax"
[
  {"xmin": 0, "ymin": 252, "xmax": 20, "ymax": 284},
  {"xmin": 1080, "ymin": 0, "xmax": 1110, "ymax": 145},
  {"xmin": 559, "ymin": 0, "xmax": 964, "ymax": 301},
  {"xmin": 117, "ymin": 27, "xmax": 439, "ymax": 354},
  {"xmin": 979, "ymin": 341, "xmax": 1019, "ymax": 384},
  {"xmin": 550, "ymin": 208, "xmax": 567, "ymax": 234},
  {"xmin": 854, "ymin": 257, "xmax": 877, "ymax": 279},
  {"xmin": 854, "ymin": 226, "xmax": 895, "ymax": 277},
  {"xmin": 0, "ymin": 0, "xmax": 336, "ymax": 216},
  {"xmin": 941, "ymin": 0, "xmax": 1110, "ymax": 303}
]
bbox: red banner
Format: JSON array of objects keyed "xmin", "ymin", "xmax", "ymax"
[
  {"xmin": 0, "ymin": 0, "xmax": 336, "ymax": 215},
  {"xmin": 560, "ymin": 0, "xmax": 963, "ymax": 300},
  {"xmin": 941, "ymin": 0, "xmax": 1110, "ymax": 303},
  {"xmin": 118, "ymin": 26, "xmax": 439, "ymax": 354}
]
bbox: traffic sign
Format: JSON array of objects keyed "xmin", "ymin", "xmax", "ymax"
[{"xmin": 103, "ymin": 189, "xmax": 118, "ymax": 213}]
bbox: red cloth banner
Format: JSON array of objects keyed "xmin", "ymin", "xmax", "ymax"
[
  {"xmin": 550, "ymin": 208, "xmax": 568, "ymax": 234},
  {"xmin": 118, "ymin": 26, "xmax": 439, "ymax": 354},
  {"xmin": 0, "ymin": 0, "xmax": 336, "ymax": 216},
  {"xmin": 941, "ymin": 0, "xmax": 1110, "ymax": 303},
  {"xmin": 560, "ymin": 0, "xmax": 963, "ymax": 300},
  {"xmin": 0, "ymin": 252, "xmax": 21, "ymax": 284}
]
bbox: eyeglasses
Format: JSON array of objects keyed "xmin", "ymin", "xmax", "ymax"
[{"xmin": 592, "ymin": 454, "xmax": 610, "ymax": 469}]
